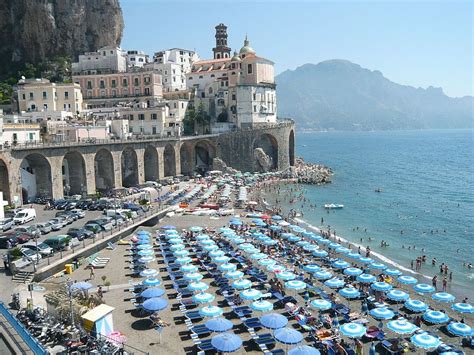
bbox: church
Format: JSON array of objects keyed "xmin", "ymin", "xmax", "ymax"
[{"xmin": 186, "ymin": 24, "xmax": 277, "ymax": 131}]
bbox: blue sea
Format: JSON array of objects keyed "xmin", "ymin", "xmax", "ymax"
[{"xmin": 276, "ymin": 129, "xmax": 474, "ymax": 297}]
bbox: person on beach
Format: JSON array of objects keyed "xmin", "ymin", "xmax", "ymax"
[
  {"xmin": 89, "ymin": 265, "xmax": 95, "ymax": 280},
  {"xmin": 442, "ymin": 277, "xmax": 447, "ymax": 291},
  {"xmin": 432, "ymin": 275, "xmax": 438, "ymax": 289}
]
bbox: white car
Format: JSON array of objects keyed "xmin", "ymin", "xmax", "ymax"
[
  {"xmin": 20, "ymin": 248, "xmax": 42, "ymax": 264},
  {"xmin": 13, "ymin": 209, "xmax": 36, "ymax": 224},
  {"xmin": 22, "ymin": 242, "xmax": 54, "ymax": 256},
  {"xmin": 70, "ymin": 209, "xmax": 85, "ymax": 219}
]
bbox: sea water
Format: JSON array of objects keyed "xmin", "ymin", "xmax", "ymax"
[{"xmin": 280, "ymin": 129, "xmax": 473, "ymax": 298}]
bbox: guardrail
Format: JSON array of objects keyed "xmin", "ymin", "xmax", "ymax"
[{"xmin": 0, "ymin": 302, "xmax": 48, "ymax": 355}]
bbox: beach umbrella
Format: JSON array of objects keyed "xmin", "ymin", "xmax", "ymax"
[
  {"xmin": 339, "ymin": 287, "xmax": 361, "ymax": 299},
  {"xmin": 138, "ymin": 256, "xmax": 155, "ymax": 263},
  {"xmin": 288, "ymin": 346, "xmax": 321, "ymax": 355},
  {"xmin": 335, "ymin": 247, "xmax": 351, "ymax": 254},
  {"xmin": 279, "ymin": 221, "xmax": 290, "ymax": 227},
  {"xmin": 452, "ymin": 302, "xmax": 474, "ymax": 314},
  {"xmin": 142, "ymin": 297, "xmax": 168, "ymax": 312},
  {"xmin": 347, "ymin": 252, "xmax": 361, "ymax": 260},
  {"xmin": 369, "ymin": 262, "xmax": 387, "ymax": 271},
  {"xmin": 358, "ymin": 257, "xmax": 373, "ymax": 264},
  {"xmin": 303, "ymin": 244, "xmax": 318, "ymax": 252},
  {"xmin": 398, "ymin": 275, "xmax": 418, "ymax": 285},
  {"xmin": 423, "ymin": 310, "xmax": 450, "ymax": 324},
  {"xmin": 303, "ymin": 264, "xmax": 321, "ymax": 273},
  {"xmin": 276, "ymin": 271, "xmax": 297, "ymax": 281},
  {"xmin": 312, "ymin": 250, "xmax": 329, "ymax": 258},
  {"xmin": 356, "ymin": 273, "xmax": 376, "ymax": 283},
  {"xmin": 230, "ymin": 220, "xmax": 242, "ymax": 226},
  {"xmin": 209, "ymin": 250, "xmax": 225, "ymax": 258},
  {"xmin": 188, "ymin": 281, "xmax": 209, "ymax": 292},
  {"xmin": 314, "ymin": 270, "xmax": 333, "ymax": 280},
  {"xmin": 387, "ymin": 319, "xmax": 418, "ymax": 335},
  {"xmin": 184, "ymin": 272, "xmax": 203, "ymax": 282},
  {"xmin": 269, "ymin": 225, "xmax": 282, "ymax": 232},
  {"xmin": 387, "ymin": 289, "xmax": 409, "ymax": 302},
  {"xmin": 230, "ymin": 238, "xmax": 245, "ymax": 245},
  {"xmin": 240, "ymin": 288, "xmax": 262, "ymax": 301},
  {"xmin": 267, "ymin": 264, "xmax": 286, "ymax": 273},
  {"xmin": 274, "ymin": 328, "xmax": 304, "ymax": 345},
  {"xmin": 310, "ymin": 299, "xmax": 332, "ymax": 311},
  {"xmin": 140, "ymin": 268, "xmax": 158, "ymax": 277},
  {"xmin": 288, "ymin": 236, "xmax": 302, "ymax": 243},
  {"xmin": 296, "ymin": 240, "xmax": 310, "ymax": 247},
  {"xmin": 176, "ymin": 256, "xmax": 192, "ymax": 265},
  {"xmin": 252, "ymin": 231, "xmax": 266, "ymax": 238},
  {"xmin": 413, "ymin": 283, "xmax": 435, "ymax": 294},
  {"xmin": 193, "ymin": 292, "xmax": 215, "ymax": 304},
  {"xmin": 137, "ymin": 234, "xmax": 150, "ymax": 240},
  {"xmin": 369, "ymin": 307, "xmax": 395, "ymax": 320},
  {"xmin": 138, "ymin": 249, "xmax": 154, "ymax": 256},
  {"xmin": 173, "ymin": 249, "xmax": 189, "ymax": 257},
  {"xmin": 324, "ymin": 278, "xmax": 345, "ymax": 289},
  {"xmin": 339, "ymin": 323, "xmax": 367, "ymax": 338},
  {"xmin": 317, "ymin": 238, "xmax": 330, "ymax": 245},
  {"xmin": 225, "ymin": 270, "xmax": 244, "ymax": 280},
  {"xmin": 272, "ymin": 215, "xmax": 283, "ymax": 221},
  {"xmin": 258, "ymin": 258, "xmax": 276, "ymax": 267},
  {"xmin": 71, "ymin": 281, "xmax": 93, "ymax": 290},
  {"xmin": 232, "ymin": 279, "xmax": 252, "ymax": 290},
  {"xmin": 328, "ymin": 242, "xmax": 341, "ymax": 249},
  {"xmin": 285, "ymin": 280, "xmax": 307, "ymax": 291},
  {"xmin": 260, "ymin": 313, "xmax": 288, "ymax": 330},
  {"xmin": 161, "ymin": 225, "xmax": 176, "ymax": 230},
  {"xmin": 180, "ymin": 264, "xmax": 198, "ymax": 273},
  {"xmin": 371, "ymin": 282, "xmax": 393, "ymax": 292},
  {"xmin": 137, "ymin": 244, "xmax": 153, "ymax": 250},
  {"xmin": 168, "ymin": 238, "xmax": 183, "ymax": 244},
  {"xmin": 205, "ymin": 318, "xmax": 233, "ymax": 332},
  {"xmin": 432, "ymin": 292, "xmax": 455, "ymax": 303},
  {"xmin": 410, "ymin": 333, "xmax": 441, "ymax": 350},
  {"xmin": 170, "ymin": 244, "xmax": 185, "ymax": 251},
  {"xmin": 137, "ymin": 230, "xmax": 150, "ymax": 236},
  {"xmin": 404, "ymin": 299, "xmax": 429, "ymax": 312},
  {"xmin": 140, "ymin": 287, "xmax": 165, "ymax": 298},
  {"xmin": 190, "ymin": 226, "xmax": 203, "ymax": 233},
  {"xmin": 211, "ymin": 333, "xmax": 242, "ymax": 353},
  {"xmin": 251, "ymin": 300, "xmax": 274, "ymax": 312},
  {"xmin": 195, "ymin": 234, "xmax": 209, "ymax": 241},
  {"xmin": 219, "ymin": 263, "xmax": 237, "ymax": 272},
  {"xmin": 136, "ymin": 239, "xmax": 150, "ymax": 245},
  {"xmin": 292, "ymin": 226, "xmax": 306, "ymax": 234},
  {"xmin": 385, "ymin": 268, "xmax": 402, "ymax": 276},
  {"xmin": 281, "ymin": 233, "xmax": 294, "ymax": 240},
  {"xmin": 344, "ymin": 267, "xmax": 363, "ymax": 277},
  {"xmin": 199, "ymin": 305, "xmax": 224, "ymax": 318},
  {"xmin": 142, "ymin": 277, "xmax": 161, "ymax": 287},
  {"xmin": 447, "ymin": 322, "xmax": 472, "ymax": 337},
  {"xmin": 250, "ymin": 253, "xmax": 267, "ymax": 260},
  {"xmin": 332, "ymin": 260, "xmax": 351, "ymax": 269},
  {"xmin": 214, "ymin": 256, "xmax": 231, "ymax": 264},
  {"xmin": 263, "ymin": 240, "xmax": 278, "ymax": 246},
  {"xmin": 200, "ymin": 239, "xmax": 215, "ymax": 246}
]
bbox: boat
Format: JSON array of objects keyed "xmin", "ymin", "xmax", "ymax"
[
  {"xmin": 375, "ymin": 188, "xmax": 383, "ymax": 193},
  {"xmin": 324, "ymin": 204, "xmax": 344, "ymax": 209}
]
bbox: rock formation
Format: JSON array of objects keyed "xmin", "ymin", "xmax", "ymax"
[
  {"xmin": 0, "ymin": 0, "xmax": 124, "ymax": 77},
  {"xmin": 280, "ymin": 157, "xmax": 333, "ymax": 185},
  {"xmin": 211, "ymin": 158, "xmax": 238, "ymax": 175},
  {"xmin": 253, "ymin": 148, "xmax": 273, "ymax": 172}
]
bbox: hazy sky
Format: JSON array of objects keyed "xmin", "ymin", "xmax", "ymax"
[{"xmin": 121, "ymin": 0, "xmax": 473, "ymax": 97}]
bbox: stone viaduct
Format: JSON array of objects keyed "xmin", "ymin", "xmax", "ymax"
[{"xmin": 0, "ymin": 120, "xmax": 295, "ymax": 204}]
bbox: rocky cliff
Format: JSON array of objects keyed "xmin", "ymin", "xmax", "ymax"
[{"xmin": 0, "ymin": 0, "xmax": 124, "ymax": 77}]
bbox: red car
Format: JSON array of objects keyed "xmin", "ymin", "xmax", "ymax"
[{"xmin": 3, "ymin": 231, "xmax": 33, "ymax": 244}]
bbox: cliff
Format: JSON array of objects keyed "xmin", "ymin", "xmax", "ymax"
[{"xmin": 0, "ymin": 0, "xmax": 124, "ymax": 78}]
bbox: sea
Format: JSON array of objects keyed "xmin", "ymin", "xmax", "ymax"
[{"xmin": 271, "ymin": 129, "xmax": 474, "ymax": 298}]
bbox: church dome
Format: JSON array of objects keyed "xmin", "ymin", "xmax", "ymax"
[
  {"xmin": 231, "ymin": 51, "xmax": 241, "ymax": 61},
  {"xmin": 239, "ymin": 36, "xmax": 255, "ymax": 55}
]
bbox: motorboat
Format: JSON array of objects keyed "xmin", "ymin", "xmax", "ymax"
[{"xmin": 324, "ymin": 204, "xmax": 344, "ymax": 209}]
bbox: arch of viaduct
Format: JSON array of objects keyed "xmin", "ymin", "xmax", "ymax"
[{"xmin": 0, "ymin": 121, "xmax": 295, "ymax": 204}]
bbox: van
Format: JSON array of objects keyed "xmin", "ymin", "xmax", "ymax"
[
  {"xmin": 13, "ymin": 209, "xmax": 36, "ymax": 224},
  {"xmin": 105, "ymin": 209, "xmax": 137, "ymax": 220},
  {"xmin": 43, "ymin": 235, "xmax": 71, "ymax": 251}
]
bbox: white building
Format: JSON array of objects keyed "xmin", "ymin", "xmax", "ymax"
[
  {"xmin": 0, "ymin": 114, "xmax": 41, "ymax": 145},
  {"xmin": 72, "ymin": 46, "xmax": 127, "ymax": 75},
  {"xmin": 126, "ymin": 50, "xmax": 149, "ymax": 68},
  {"xmin": 152, "ymin": 48, "xmax": 199, "ymax": 73}
]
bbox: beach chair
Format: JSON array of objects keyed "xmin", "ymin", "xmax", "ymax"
[
  {"xmin": 106, "ymin": 242, "xmax": 116, "ymax": 250},
  {"xmin": 233, "ymin": 306, "xmax": 252, "ymax": 317},
  {"xmin": 243, "ymin": 317, "xmax": 262, "ymax": 329},
  {"xmin": 185, "ymin": 310, "xmax": 203, "ymax": 321},
  {"xmin": 197, "ymin": 339, "xmax": 214, "ymax": 352},
  {"xmin": 255, "ymin": 333, "xmax": 276, "ymax": 347}
]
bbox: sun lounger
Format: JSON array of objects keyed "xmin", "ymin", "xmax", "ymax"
[
  {"xmin": 381, "ymin": 339, "xmax": 404, "ymax": 354},
  {"xmin": 185, "ymin": 310, "xmax": 203, "ymax": 320},
  {"xmin": 244, "ymin": 317, "xmax": 262, "ymax": 329},
  {"xmin": 196, "ymin": 339, "xmax": 213, "ymax": 351}
]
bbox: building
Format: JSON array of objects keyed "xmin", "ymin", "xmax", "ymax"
[
  {"xmin": 213, "ymin": 23, "xmax": 231, "ymax": 59},
  {"xmin": 152, "ymin": 48, "xmax": 199, "ymax": 73},
  {"xmin": 0, "ymin": 114, "xmax": 40, "ymax": 145},
  {"xmin": 17, "ymin": 79, "xmax": 84, "ymax": 114},
  {"xmin": 72, "ymin": 46, "xmax": 127, "ymax": 75},
  {"xmin": 126, "ymin": 50, "xmax": 149, "ymax": 68}
]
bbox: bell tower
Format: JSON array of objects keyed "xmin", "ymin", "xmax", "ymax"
[{"xmin": 213, "ymin": 23, "xmax": 231, "ymax": 59}]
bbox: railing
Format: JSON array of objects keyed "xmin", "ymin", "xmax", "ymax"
[{"xmin": 0, "ymin": 302, "xmax": 48, "ymax": 355}]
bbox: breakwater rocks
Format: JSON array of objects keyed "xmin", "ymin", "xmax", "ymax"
[{"xmin": 280, "ymin": 157, "xmax": 333, "ymax": 185}]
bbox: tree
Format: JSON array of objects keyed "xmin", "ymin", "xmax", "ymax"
[
  {"xmin": 183, "ymin": 106, "xmax": 196, "ymax": 135},
  {"xmin": 217, "ymin": 109, "xmax": 228, "ymax": 123},
  {"xmin": 195, "ymin": 102, "xmax": 211, "ymax": 134}
]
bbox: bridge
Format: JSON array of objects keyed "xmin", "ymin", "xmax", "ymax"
[{"xmin": 0, "ymin": 121, "xmax": 295, "ymax": 204}]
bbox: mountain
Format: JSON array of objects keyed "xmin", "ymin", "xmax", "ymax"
[
  {"xmin": 276, "ymin": 60, "xmax": 473, "ymax": 130},
  {"xmin": 0, "ymin": 0, "xmax": 124, "ymax": 79}
]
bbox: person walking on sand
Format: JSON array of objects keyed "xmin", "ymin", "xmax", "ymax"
[{"xmin": 89, "ymin": 265, "xmax": 95, "ymax": 280}]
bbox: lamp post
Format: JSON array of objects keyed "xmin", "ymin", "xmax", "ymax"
[{"xmin": 66, "ymin": 279, "xmax": 75, "ymax": 329}]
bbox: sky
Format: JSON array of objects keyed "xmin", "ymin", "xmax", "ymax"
[{"xmin": 121, "ymin": 0, "xmax": 473, "ymax": 98}]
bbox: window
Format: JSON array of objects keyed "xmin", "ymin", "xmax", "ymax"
[
  {"xmin": 64, "ymin": 91, "xmax": 69, "ymax": 100},
  {"xmin": 43, "ymin": 91, "xmax": 47, "ymax": 99},
  {"xmin": 144, "ymin": 77, "xmax": 150, "ymax": 84},
  {"xmin": 152, "ymin": 127, "xmax": 157, "ymax": 134},
  {"xmin": 135, "ymin": 88, "xmax": 140, "ymax": 95},
  {"xmin": 87, "ymin": 81, "xmax": 92, "ymax": 89},
  {"xmin": 123, "ymin": 78, "xmax": 128, "ymax": 87},
  {"xmin": 199, "ymin": 75, "xmax": 203, "ymax": 79},
  {"xmin": 100, "ymin": 80, "xmax": 105, "ymax": 89},
  {"xmin": 139, "ymin": 114, "xmax": 145, "ymax": 120},
  {"xmin": 201, "ymin": 92, "xmax": 205, "ymax": 98},
  {"xmin": 247, "ymin": 64, "xmax": 253, "ymax": 74},
  {"xmin": 254, "ymin": 105, "xmax": 257, "ymax": 112},
  {"xmin": 253, "ymin": 93, "xmax": 256, "ymax": 100},
  {"xmin": 130, "ymin": 57, "xmax": 136, "ymax": 61},
  {"xmin": 112, "ymin": 79, "xmax": 116, "ymax": 88},
  {"xmin": 43, "ymin": 104, "xmax": 48, "ymax": 110},
  {"xmin": 232, "ymin": 94, "xmax": 236, "ymax": 100},
  {"xmin": 189, "ymin": 77, "xmax": 193, "ymax": 80},
  {"xmin": 129, "ymin": 114, "xmax": 134, "ymax": 120},
  {"xmin": 210, "ymin": 74, "xmax": 215, "ymax": 78},
  {"xmin": 173, "ymin": 102, "xmax": 177, "ymax": 108},
  {"xmin": 134, "ymin": 78, "xmax": 139, "ymax": 86},
  {"xmin": 100, "ymin": 90, "xmax": 105, "ymax": 97},
  {"xmin": 172, "ymin": 69, "xmax": 175, "ymax": 74},
  {"xmin": 29, "ymin": 133, "xmax": 34, "ymax": 141},
  {"xmin": 144, "ymin": 88, "xmax": 150, "ymax": 95},
  {"xmin": 181, "ymin": 102, "xmax": 184, "ymax": 108},
  {"xmin": 22, "ymin": 93, "xmax": 26, "ymax": 100},
  {"xmin": 12, "ymin": 133, "xmax": 17, "ymax": 142},
  {"xmin": 112, "ymin": 89, "xmax": 117, "ymax": 97},
  {"xmin": 138, "ymin": 58, "xmax": 143, "ymax": 62},
  {"xmin": 164, "ymin": 71, "xmax": 167, "ymax": 75},
  {"xmin": 173, "ymin": 77, "xmax": 176, "ymax": 82},
  {"xmin": 151, "ymin": 113, "xmax": 157, "ymax": 120},
  {"xmin": 180, "ymin": 50, "xmax": 184, "ymax": 55}
]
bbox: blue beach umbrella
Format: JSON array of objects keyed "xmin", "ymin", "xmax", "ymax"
[
  {"xmin": 339, "ymin": 287, "xmax": 361, "ymax": 299},
  {"xmin": 332, "ymin": 260, "xmax": 351, "ymax": 269},
  {"xmin": 200, "ymin": 239, "xmax": 215, "ymax": 246},
  {"xmin": 335, "ymin": 247, "xmax": 351, "ymax": 254},
  {"xmin": 180, "ymin": 264, "xmax": 198, "ymax": 273},
  {"xmin": 137, "ymin": 244, "xmax": 153, "ymax": 250},
  {"xmin": 398, "ymin": 275, "xmax": 418, "ymax": 285},
  {"xmin": 176, "ymin": 256, "xmax": 192, "ymax": 265},
  {"xmin": 452, "ymin": 302, "xmax": 474, "ymax": 314},
  {"xmin": 344, "ymin": 267, "xmax": 363, "ymax": 276},
  {"xmin": 358, "ymin": 257, "xmax": 373, "ymax": 264},
  {"xmin": 310, "ymin": 299, "xmax": 332, "ymax": 311},
  {"xmin": 230, "ymin": 220, "xmax": 242, "ymax": 226},
  {"xmin": 385, "ymin": 268, "xmax": 402, "ymax": 276},
  {"xmin": 370, "ymin": 307, "xmax": 395, "ymax": 320},
  {"xmin": 142, "ymin": 277, "xmax": 161, "ymax": 287},
  {"xmin": 288, "ymin": 345, "xmax": 321, "ymax": 355},
  {"xmin": 410, "ymin": 333, "xmax": 441, "ymax": 350},
  {"xmin": 387, "ymin": 319, "xmax": 418, "ymax": 335},
  {"xmin": 317, "ymin": 238, "xmax": 330, "ymax": 245},
  {"xmin": 303, "ymin": 264, "xmax": 321, "ymax": 273},
  {"xmin": 387, "ymin": 289, "xmax": 409, "ymax": 302},
  {"xmin": 324, "ymin": 278, "xmax": 345, "ymax": 289},
  {"xmin": 219, "ymin": 263, "xmax": 237, "ymax": 272},
  {"xmin": 272, "ymin": 215, "xmax": 283, "ymax": 221},
  {"xmin": 303, "ymin": 244, "xmax": 318, "ymax": 252},
  {"xmin": 328, "ymin": 242, "xmax": 341, "ymax": 249},
  {"xmin": 190, "ymin": 226, "xmax": 203, "ymax": 232},
  {"xmin": 204, "ymin": 245, "xmax": 219, "ymax": 252},
  {"xmin": 214, "ymin": 256, "xmax": 231, "ymax": 264},
  {"xmin": 447, "ymin": 322, "xmax": 472, "ymax": 337},
  {"xmin": 138, "ymin": 249, "xmax": 154, "ymax": 256},
  {"xmin": 142, "ymin": 297, "xmax": 168, "ymax": 312},
  {"xmin": 211, "ymin": 333, "xmax": 242, "ymax": 353},
  {"xmin": 267, "ymin": 264, "xmax": 286, "ymax": 273},
  {"xmin": 140, "ymin": 287, "xmax": 165, "ymax": 298},
  {"xmin": 285, "ymin": 280, "xmax": 307, "ymax": 290},
  {"xmin": 140, "ymin": 268, "xmax": 158, "ymax": 277},
  {"xmin": 205, "ymin": 318, "xmax": 233, "ymax": 332},
  {"xmin": 369, "ymin": 262, "xmax": 387, "ymax": 271},
  {"xmin": 263, "ymin": 239, "xmax": 278, "ymax": 246},
  {"xmin": 404, "ymin": 299, "xmax": 429, "ymax": 312},
  {"xmin": 170, "ymin": 244, "xmax": 185, "ymax": 251},
  {"xmin": 314, "ymin": 270, "xmax": 333, "ymax": 280},
  {"xmin": 413, "ymin": 283, "xmax": 435, "ymax": 294},
  {"xmin": 432, "ymin": 292, "xmax": 455, "ymax": 303},
  {"xmin": 250, "ymin": 253, "xmax": 267, "ymax": 260},
  {"xmin": 240, "ymin": 288, "xmax": 262, "ymax": 301},
  {"xmin": 288, "ymin": 236, "xmax": 302, "ymax": 243},
  {"xmin": 292, "ymin": 226, "xmax": 306, "ymax": 234},
  {"xmin": 137, "ymin": 239, "xmax": 150, "ymax": 245},
  {"xmin": 137, "ymin": 230, "xmax": 150, "ymax": 236},
  {"xmin": 371, "ymin": 281, "xmax": 393, "ymax": 292},
  {"xmin": 281, "ymin": 233, "xmax": 294, "ymax": 239},
  {"xmin": 225, "ymin": 270, "xmax": 244, "ymax": 280},
  {"xmin": 232, "ymin": 279, "xmax": 252, "ymax": 290},
  {"xmin": 312, "ymin": 250, "xmax": 329, "ymax": 258},
  {"xmin": 71, "ymin": 281, "xmax": 93, "ymax": 290},
  {"xmin": 269, "ymin": 225, "xmax": 282, "ymax": 231},
  {"xmin": 173, "ymin": 249, "xmax": 189, "ymax": 257},
  {"xmin": 251, "ymin": 300, "xmax": 274, "ymax": 312},
  {"xmin": 347, "ymin": 252, "xmax": 361, "ymax": 260},
  {"xmin": 258, "ymin": 258, "xmax": 276, "ymax": 267},
  {"xmin": 339, "ymin": 323, "xmax": 367, "ymax": 338},
  {"xmin": 276, "ymin": 271, "xmax": 297, "ymax": 281},
  {"xmin": 188, "ymin": 281, "xmax": 209, "ymax": 292},
  {"xmin": 260, "ymin": 313, "xmax": 288, "ymax": 330},
  {"xmin": 296, "ymin": 240, "xmax": 310, "ymax": 247},
  {"xmin": 209, "ymin": 250, "xmax": 225, "ymax": 258},
  {"xmin": 193, "ymin": 292, "xmax": 215, "ymax": 304},
  {"xmin": 196, "ymin": 234, "xmax": 210, "ymax": 241},
  {"xmin": 274, "ymin": 328, "xmax": 304, "ymax": 345},
  {"xmin": 231, "ymin": 238, "xmax": 245, "ymax": 245},
  {"xmin": 138, "ymin": 256, "xmax": 155, "ymax": 263},
  {"xmin": 423, "ymin": 310, "xmax": 449, "ymax": 324},
  {"xmin": 356, "ymin": 273, "xmax": 376, "ymax": 283},
  {"xmin": 199, "ymin": 305, "xmax": 224, "ymax": 318},
  {"xmin": 184, "ymin": 272, "xmax": 203, "ymax": 282},
  {"xmin": 168, "ymin": 238, "xmax": 183, "ymax": 244}
]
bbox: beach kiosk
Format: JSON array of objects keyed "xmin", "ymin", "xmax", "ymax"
[{"xmin": 81, "ymin": 304, "xmax": 115, "ymax": 338}]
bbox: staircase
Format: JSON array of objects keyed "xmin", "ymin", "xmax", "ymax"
[{"xmin": 12, "ymin": 271, "xmax": 34, "ymax": 284}]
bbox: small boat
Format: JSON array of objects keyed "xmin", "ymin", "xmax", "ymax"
[
  {"xmin": 324, "ymin": 204, "xmax": 344, "ymax": 209},
  {"xmin": 375, "ymin": 188, "xmax": 383, "ymax": 193}
]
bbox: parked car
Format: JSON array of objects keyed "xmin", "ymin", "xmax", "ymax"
[
  {"xmin": 65, "ymin": 201, "xmax": 78, "ymax": 210},
  {"xmin": 66, "ymin": 228, "xmax": 86, "ymax": 241},
  {"xmin": 43, "ymin": 235, "xmax": 71, "ymax": 251},
  {"xmin": 19, "ymin": 248, "xmax": 42, "ymax": 264},
  {"xmin": 68, "ymin": 227, "xmax": 94, "ymax": 239},
  {"xmin": 12, "ymin": 232, "xmax": 32, "ymax": 244},
  {"xmin": 84, "ymin": 222, "xmax": 103, "ymax": 233},
  {"xmin": 14, "ymin": 225, "xmax": 41, "ymax": 238},
  {"xmin": 89, "ymin": 218, "xmax": 113, "ymax": 231},
  {"xmin": 0, "ymin": 218, "xmax": 13, "ymax": 231},
  {"xmin": 35, "ymin": 222, "xmax": 52, "ymax": 235},
  {"xmin": 76, "ymin": 199, "xmax": 93, "ymax": 210},
  {"xmin": 0, "ymin": 235, "xmax": 19, "ymax": 249},
  {"xmin": 22, "ymin": 242, "xmax": 54, "ymax": 256},
  {"xmin": 53, "ymin": 199, "xmax": 68, "ymax": 210},
  {"xmin": 13, "ymin": 209, "xmax": 36, "ymax": 224},
  {"xmin": 49, "ymin": 218, "xmax": 64, "ymax": 231},
  {"xmin": 69, "ymin": 209, "xmax": 85, "ymax": 219}
]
